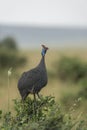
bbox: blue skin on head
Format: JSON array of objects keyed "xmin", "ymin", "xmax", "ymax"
[{"xmin": 41, "ymin": 48, "xmax": 46, "ymax": 56}]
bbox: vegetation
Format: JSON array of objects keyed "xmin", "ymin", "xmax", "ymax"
[
  {"xmin": 0, "ymin": 37, "xmax": 27, "ymax": 69},
  {"xmin": 56, "ymin": 56, "xmax": 87, "ymax": 110},
  {"xmin": 0, "ymin": 96, "xmax": 87, "ymax": 130},
  {"xmin": 0, "ymin": 47, "xmax": 87, "ymax": 129},
  {"xmin": 0, "ymin": 37, "xmax": 18, "ymax": 50},
  {"xmin": 57, "ymin": 56, "xmax": 87, "ymax": 82}
]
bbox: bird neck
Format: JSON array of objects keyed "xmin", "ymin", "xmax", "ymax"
[{"xmin": 38, "ymin": 55, "xmax": 45, "ymax": 67}]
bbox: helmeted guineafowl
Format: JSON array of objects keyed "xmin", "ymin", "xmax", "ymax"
[{"xmin": 18, "ymin": 45, "xmax": 48, "ymax": 100}]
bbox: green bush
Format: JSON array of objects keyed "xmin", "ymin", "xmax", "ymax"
[
  {"xmin": 0, "ymin": 37, "xmax": 27, "ymax": 69},
  {"xmin": 78, "ymin": 80, "xmax": 87, "ymax": 99},
  {"xmin": 60, "ymin": 93, "xmax": 82, "ymax": 111},
  {"xmin": 0, "ymin": 50, "xmax": 27, "ymax": 68},
  {"xmin": 57, "ymin": 56, "xmax": 87, "ymax": 82},
  {"xmin": 78, "ymin": 86, "xmax": 87, "ymax": 99},
  {"xmin": 0, "ymin": 37, "xmax": 17, "ymax": 50},
  {"xmin": 0, "ymin": 96, "xmax": 87, "ymax": 130}
]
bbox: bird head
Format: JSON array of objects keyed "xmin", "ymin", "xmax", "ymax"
[{"xmin": 41, "ymin": 44, "xmax": 49, "ymax": 56}]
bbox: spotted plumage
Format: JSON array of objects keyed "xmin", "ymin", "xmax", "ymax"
[{"xmin": 18, "ymin": 45, "xmax": 48, "ymax": 100}]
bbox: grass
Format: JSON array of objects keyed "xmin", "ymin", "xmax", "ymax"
[
  {"xmin": 0, "ymin": 47, "xmax": 87, "ymax": 113},
  {"xmin": 0, "ymin": 47, "xmax": 87, "ymax": 129}
]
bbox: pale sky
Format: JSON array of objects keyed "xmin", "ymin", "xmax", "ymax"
[{"xmin": 0, "ymin": 0, "xmax": 87, "ymax": 27}]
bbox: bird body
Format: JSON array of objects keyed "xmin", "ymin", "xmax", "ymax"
[{"xmin": 18, "ymin": 45, "xmax": 48, "ymax": 100}]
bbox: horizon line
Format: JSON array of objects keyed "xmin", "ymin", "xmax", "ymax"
[{"xmin": 0, "ymin": 22, "xmax": 87, "ymax": 29}]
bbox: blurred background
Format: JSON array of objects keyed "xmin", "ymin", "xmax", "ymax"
[{"xmin": 0, "ymin": 0, "xmax": 87, "ymax": 118}]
